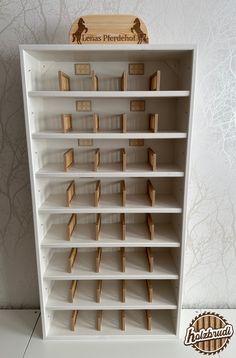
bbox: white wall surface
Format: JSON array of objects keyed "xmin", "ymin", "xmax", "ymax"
[{"xmin": 0, "ymin": 0, "xmax": 235, "ymax": 308}]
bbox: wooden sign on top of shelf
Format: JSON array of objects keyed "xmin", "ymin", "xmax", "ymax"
[{"xmin": 69, "ymin": 15, "xmax": 149, "ymax": 44}]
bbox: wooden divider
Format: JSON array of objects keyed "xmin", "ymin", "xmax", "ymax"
[
  {"xmin": 146, "ymin": 310, "xmax": 152, "ymax": 331},
  {"xmin": 61, "ymin": 114, "xmax": 72, "ymax": 133},
  {"xmin": 149, "ymin": 70, "xmax": 161, "ymax": 91},
  {"xmin": 121, "ymin": 114, "xmax": 127, "ymax": 133},
  {"xmin": 147, "ymin": 180, "xmax": 156, "ymax": 207},
  {"xmin": 121, "ymin": 148, "xmax": 126, "ymax": 171},
  {"xmin": 58, "ymin": 71, "xmax": 71, "ymax": 91},
  {"xmin": 120, "ymin": 213, "xmax": 126, "ymax": 240},
  {"xmin": 149, "ymin": 113, "xmax": 158, "ymax": 132},
  {"xmin": 121, "ymin": 280, "xmax": 126, "ymax": 303},
  {"xmin": 68, "ymin": 248, "xmax": 78, "ymax": 273},
  {"xmin": 92, "ymin": 70, "xmax": 98, "ymax": 91},
  {"xmin": 147, "ymin": 148, "xmax": 157, "ymax": 171},
  {"xmin": 66, "ymin": 180, "xmax": 75, "ymax": 206},
  {"xmin": 93, "ymin": 113, "xmax": 99, "ymax": 132},
  {"xmin": 97, "ymin": 310, "xmax": 102, "ymax": 331},
  {"xmin": 120, "ymin": 310, "xmax": 125, "ymax": 331},
  {"xmin": 96, "ymin": 213, "xmax": 101, "ymax": 240},
  {"xmin": 96, "ymin": 280, "xmax": 102, "ymax": 303},
  {"xmin": 96, "ymin": 248, "xmax": 102, "ymax": 272},
  {"xmin": 71, "ymin": 310, "xmax": 78, "ymax": 331},
  {"xmin": 94, "ymin": 148, "xmax": 100, "ymax": 171},
  {"xmin": 64, "ymin": 148, "xmax": 74, "ymax": 171},
  {"xmin": 67, "ymin": 213, "xmax": 77, "ymax": 240},
  {"xmin": 69, "ymin": 280, "xmax": 78, "ymax": 303},
  {"xmin": 146, "ymin": 280, "xmax": 153, "ymax": 302},
  {"xmin": 121, "ymin": 71, "xmax": 128, "ymax": 91},
  {"xmin": 146, "ymin": 248, "xmax": 154, "ymax": 272},
  {"xmin": 120, "ymin": 180, "xmax": 126, "ymax": 206},
  {"xmin": 146, "ymin": 213, "xmax": 154, "ymax": 240},
  {"xmin": 120, "ymin": 248, "xmax": 126, "ymax": 272},
  {"xmin": 95, "ymin": 180, "xmax": 101, "ymax": 207}
]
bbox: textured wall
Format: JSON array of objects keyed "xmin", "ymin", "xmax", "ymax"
[{"xmin": 0, "ymin": 0, "xmax": 235, "ymax": 308}]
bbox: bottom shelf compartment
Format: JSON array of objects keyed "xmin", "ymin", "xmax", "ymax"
[{"xmin": 46, "ymin": 309, "xmax": 177, "ymax": 339}]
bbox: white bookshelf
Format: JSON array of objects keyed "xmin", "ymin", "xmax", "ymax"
[{"xmin": 20, "ymin": 44, "xmax": 196, "ymax": 340}]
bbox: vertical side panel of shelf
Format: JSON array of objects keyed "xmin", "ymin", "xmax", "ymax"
[
  {"xmin": 176, "ymin": 48, "xmax": 197, "ymax": 337},
  {"xmin": 19, "ymin": 48, "xmax": 48, "ymax": 338}
]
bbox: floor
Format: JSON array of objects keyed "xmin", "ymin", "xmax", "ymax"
[{"xmin": 0, "ymin": 309, "xmax": 235, "ymax": 357}]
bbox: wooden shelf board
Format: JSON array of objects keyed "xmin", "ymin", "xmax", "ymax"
[
  {"xmin": 46, "ymin": 280, "xmax": 177, "ymax": 310},
  {"xmin": 41, "ymin": 223, "xmax": 180, "ymax": 248},
  {"xmin": 39, "ymin": 194, "xmax": 182, "ymax": 214},
  {"xmin": 44, "ymin": 249, "xmax": 178, "ymax": 280},
  {"xmin": 28, "ymin": 91, "xmax": 190, "ymax": 98}
]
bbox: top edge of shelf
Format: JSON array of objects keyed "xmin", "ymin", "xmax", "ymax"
[{"xmin": 28, "ymin": 91, "xmax": 190, "ymax": 98}]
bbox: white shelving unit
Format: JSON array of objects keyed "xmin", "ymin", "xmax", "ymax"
[{"xmin": 20, "ymin": 44, "xmax": 196, "ymax": 340}]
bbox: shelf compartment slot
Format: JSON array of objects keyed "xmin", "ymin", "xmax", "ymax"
[
  {"xmin": 121, "ymin": 114, "xmax": 127, "ymax": 133},
  {"xmin": 64, "ymin": 148, "xmax": 74, "ymax": 171},
  {"xmin": 149, "ymin": 113, "xmax": 159, "ymax": 132},
  {"xmin": 96, "ymin": 248, "xmax": 102, "ymax": 273},
  {"xmin": 147, "ymin": 179, "xmax": 156, "ymax": 207},
  {"xmin": 146, "ymin": 310, "xmax": 152, "ymax": 331},
  {"xmin": 66, "ymin": 180, "xmax": 75, "ymax": 206},
  {"xmin": 70, "ymin": 310, "xmax": 78, "ymax": 331},
  {"xmin": 120, "ymin": 213, "xmax": 126, "ymax": 240},
  {"xmin": 95, "ymin": 180, "xmax": 101, "ymax": 207},
  {"xmin": 93, "ymin": 113, "xmax": 99, "ymax": 133},
  {"xmin": 61, "ymin": 114, "xmax": 72, "ymax": 133},
  {"xmin": 120, "ymin": 180, "xmax": 126, "ymax": 206},
  {"xmin": 121, "ymin": 280, "xmax": 126, "ymax": 303},
  {"xmin": 147, "ymin": 147, "xmax": 157, "ymax": 171},
  {"xmin": 149, "ymin": 70, "xmax": 161, "ymax": 91},
  {"xmin": 121, "ymin": 148, "xmax": 126, "ymax": 171},
  {"xmin": 120, "ymin": 248, "xmax": 126, "ymax": 272},
  {"xmin": 121, "ymin": 71, "xmax": 128, "ymax": 91},
  {"xmin": 146, "ymin": 213, "xmax": 154, "ymax": 240},
  {"xmin": 96, "ymin": 213, "xmax": 101, "ymax": 240},
  {"xmin": 120, "ymin": 310, "xmax": 125, "ymax": 331},
  {"xmin": 94, "ymin": 148, "xmax": 100, "ymax": 171},
  {"xmin": 146, "ymin": 280, "xmax": 153, "ymax": 302},
  {"xmin": 146, "ymin": 248, "xmax": 154, "ymax": 272},
  {"xmin": 68, "ymin": 248, "xmax": 78, "ymax": 273},
  {"xmin": 58, "ymin": 71, "xmax": 71, "ymax": 91},
  {"xmin": 69, "ymin": 280, "xmax": 78, "ymax": 303},
  {"xmin": 96, "ymin": 280, "xmax": 102, "ymax": 303},
  {"xmin": 96, "ymin": 310, "xmax": 102, "ymax": 331},
  {"xmin": 67, "ymin": 213, "xmax": 77, "ymax": 240}
]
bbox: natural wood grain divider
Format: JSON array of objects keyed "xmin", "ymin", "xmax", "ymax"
[
  {"xmin": 64, "ymin": 148, "xmax": 74, "ymax": 171},
  {"xmin": 69, "ymin": 280, "xmax": 78, "ymax": 303},
  {"xmin": 149, "ymin": 113, "xmax": 158, "ymax": 132},
  {"xmin": 148, "ymin": 147, "xmax": 157, "ymax": 171},
  {"xmin": 61, "ymin": 114, "xmax": 72, "ymax": 133},
  {"xmin": 94, "ymin": 148, "xmax": 100, "ymax": 171},
  {"xmin": 120, "ymin": 248, "xmax": 126, "ymax": 272},
  {"xmin": 121, "ymin": 280, "xmax": 126, "ymax": 303},
  {"xmin": 58, "ymin": 71, "xmax": 71, "ymax": 91},
  {"xmin": 146, "ymin": 213, "xmax": 154, "ymax": 240},
  {"xmin": 146, "ymin": 280, "xmax": 153, "ymax": 302},
  {"xmin": 121, "ymin": 114, "xmax": 127, "ymax": 133},
  {"xmin": 96, "ymin": 310, "xmax": 102, "ymax": 331},
  {"xmin": 96, "ymin": 248, "xmax": 102, "ymax": 272},
  {"xmin": 96, "ymin": 213, "xmax": 101, "ymax": 240},
  {"xmin": 92, "ymin": 70, "xmax": 98, "ymax": 91},
  {"xmin": 120, "ymin": 180, "xmax": 126, "ymax": 206},
  {"xmin": 146, "ymin": 310, "xmax": 152, "ymax": 331},
  {"xmin": 96, "ymin": 280, "xmax": 102, "ymax": 303},
  {"xmin": 121, "ymin": 148, "xmax": 126, "ymax": 171},
  {"xmin": 93, "ymin": 113, "xmax": 99, "ymax": 132},
  {"xmin": 149, "ymin": 70, "xmax": 161, "ymax": 91},
  {"xmin": 68, "ymin": 248, "xmax": 78, "ymax": 273},
  {"xmin": 120, "ymin": 310, "xmax": 125, "ymax": 331},
  {"xmin": 121, "ymin": 71, "xmax": 128, "ymax": 91},
  {"xmin": 71, "ymin": 310, "xmax": 78, "ymax": 331},
  {"xmin": 66, "ymin": 180, "xmax": 75, "ymax": 206},
  {"xmin": 146, "ymin": 248, "xmax": 154, "ymax": 272},
  {"xmin": 120, "ymin": 213, "xmax": 126, "ymax": 240},
  {"xmin": 67, "ymin": 213, "xmax": 77, "ymax": 240},
  {"xmin": 147, "ymin": 180, "xmax": 155, "ymax": 207},
  {"xmin": 95, "ymin": 180, "xmax": 101, "ymax": 207}
]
